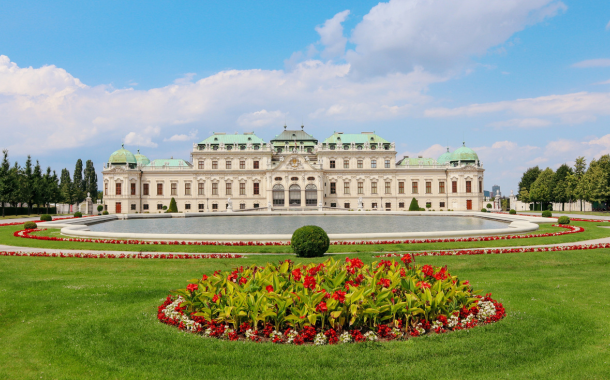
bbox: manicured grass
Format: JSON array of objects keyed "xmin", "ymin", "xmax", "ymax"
[
  {"xmin": 1, "ymin": 249, "xmax": 609, "ymax": 379},
  {"xmin": 2, "ymin": 221, "xmax": 610, "ymax": 254},
  {"xmin": 523, "ymin": 211, "xmax": 610, "ymax": 217},
  {"xmin": 0, "ymin": 214, "xmax": 66, "ymax": 220}
]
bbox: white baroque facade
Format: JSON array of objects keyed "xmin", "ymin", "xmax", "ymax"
[{"xmin": 102, "ymin": 128, "xmax": 485, "ymax": 213}]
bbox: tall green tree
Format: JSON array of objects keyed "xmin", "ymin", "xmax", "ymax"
[
  {"xmin": 49, "ymin": 170, "xmax": 61, "ymax": 214},
  {"xmin": 84, "ymin": 160, "xmax": 98, "ymax": 201},
  {"xmin": 518, "ymin": 166, "xmax": 541, "ymax": 201},
  {"xmin": 32, "ymin": 160, "xmax": 43, "ymax": 212},
  {"xmin": 73, "ymin": 159, "xmax": 86, "ymax": 205},
  {"xmin": 573, "ymin": 156, "xmax": 587, "ymax": 211},
  {"xmin": 0, "ymin": 150, "xmax": 16, "ymax": 217},
  {"xmin": 529, "ymin": 168, "xmax": 555, "ymax": 211},
  {"xmin": 60, "ymin": 168, "xmax": 75, "ymax": 208},
  {"xmin": 552, "ymin": 164, "xmax": 574, "ymax": 211},
  {"xmin": 9, "ymin": 162, "xmax": 21, "ymax": 215},
  {"xmin": 20, "ymin": 156, "xmax": 35, "ymax": 215}
]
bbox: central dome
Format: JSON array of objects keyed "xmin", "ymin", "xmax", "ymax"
[
  {"xmin": 450, "ymin": 143, "xmax": 478, "ymax": 162},
  {"xmin": 109, "ymin": 144, "xmax": 137, "ymax": 165}
]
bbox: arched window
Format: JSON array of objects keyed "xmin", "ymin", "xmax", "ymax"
[
  {"xmin": 305, "ymin": 184, "xmax": 317, "ymax": 206},
  {"xmin": 273, "ymin": 184, "xmax": 285, "ymax": 206},
  {"xmin": 289, "ymin": 184, "xmax": 301, "ymax": 206}
]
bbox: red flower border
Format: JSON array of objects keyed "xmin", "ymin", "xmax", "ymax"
[{"xmin": 0, "ymin": 251, "xmax": 242, "ymax": 259}]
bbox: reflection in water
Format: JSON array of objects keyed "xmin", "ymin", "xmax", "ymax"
[{"xmin": 88, "ymin": 215, "xmax": 507, "ymax": 235}]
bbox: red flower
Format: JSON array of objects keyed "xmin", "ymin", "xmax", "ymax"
[
  {"xmin": 239, "ymin": 277, "xmax": 248, "ymax": 285},
  {"xmin": 332, "ymin": 290, "xmax": 346, "ymax": 303},
  {"xmin": 377, "ymin": 278, "xmax": 391, "ymax": 288},
  {"xmin": 266, "ymin": 285, "xmax": 274, "ymax": 293},
  {"xmin": 292, "ymin": 268, "xmax": 302, "ymax": 281},
  {"xmin": 316, "ymin": 301, "xmax": 328, "ymax": 312},
  {"xmin": 202, "ymin": 274, "xmax": 208, "ymax": 281},
  {"xmin": 186, "ymin": 283, "xmax": 198, "ymax": 293},
  {"xmin": 211, "ymin": 294, "xmax": 219, "ymax": 303},
  {"xmin": 401, "ymin": 254, "xmax": 413, "ymax": 265},
  {"xmin": 417, "ymin": 281, "xmax": 431, "ymax": 289},
  {"xmin": 303, "ymin": 275, "xmax": 317, "ymax": 290},
  {"xmin": 422, "ymin": 265, "xmax": 434, "ymax": 277}
]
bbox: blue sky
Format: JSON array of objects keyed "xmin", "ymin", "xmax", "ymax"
[{"xmin": 1, "ymin": 0, "xmax": 609, "ymax": 193}]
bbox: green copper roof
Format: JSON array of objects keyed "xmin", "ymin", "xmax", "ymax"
[
  {"xmin": 437, "ymin": 148, "xmax": 452, "ymax": 164},
  {"xmin": 450, "ymin": 143, "xmax": 479, "ymax": 162},
  {"xmin": 271, "ymin": 129, "xmax": 317, "ymax": 142},
  {"xmin": 323, "ymin": 132, "xmax": 390, "ymax": 145},
  {"xmin": 199, "ymin": 133, "xmax": 266, "ymax": 145},
  {"xmin": 145, "ymin": 159, "xmax": 192, "ymax": 168},
  {"xmin": 134, "ymin": 149, "xmax": 150, "ymax": 166},
  {"xmin": 397, "ymin": 157, "xmax": 438, "ymax": 166},
  {"xmin": 109, "ymin": 145, "xmax": 137, "ymax": 164}
]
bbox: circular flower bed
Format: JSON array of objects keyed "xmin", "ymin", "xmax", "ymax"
[{"xmin": 158, "ymin": 257, "xmax": 505, "ymax": 345}]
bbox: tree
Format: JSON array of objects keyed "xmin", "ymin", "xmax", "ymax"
[
  {"xmin": 0, "ymin": 150, "xmax": 16, "ymax": 217},
  {"xmin": 60, "ymin": 168, "xmax": 75, "ymax": 208},
  {"xmin": 553, "ymin": 164, "xmax": 574, "ymax": 211},
  {"xmin": 518, "ymin": 189, "xmax": 529, "ymax": 204},
  {"xmin": 41, "ymin": 167, "xmax": 52, "ymax": 214},
  {"xmin": 529, "ymin": 168, "xmax": 555, "ymax": 211},
  {"xmin": 73, "ymin": 159, "xmax": 86, "ymax": 205},
  {"xmin": 572, "ymin": 157, "xmax": 587, "ymax": 211},
  {"xmin": 32, "ymin": 160, "xmax": 43, "ymax": 212},
  {"xmin": 49, "ymin": 171, "xmax": 61, "ymax": 214},
  {"xmin": 8, "ymin": 162, "xmax": 21, "ymax": 215},
  {"xmin": 20, "ymin": 156, "xmax": 35, "ymax": 215},
  {"xmin": 408, "ymin": 198, "xmax": 420, "ymax": 211},
  {"xmin": 518, "ymin": 166, "xmax": 541, "ymax": 201},
  {"xmin": 83, "ymin": 160, "xmax": 98, "ymax": 201}
]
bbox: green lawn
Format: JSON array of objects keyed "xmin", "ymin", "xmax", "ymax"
[
  {"xmin": 523, "ymin": 211, "xmax": 610, "ymax": 217},
  {"xmin": 1, "ymin": 249, "xmax": 609, "ymax": 379},
  {"xmin": 2, "ymin": 221, "xmax": 610, "ymax": 254}
]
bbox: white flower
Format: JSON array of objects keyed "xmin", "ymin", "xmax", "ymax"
[
  {"xmin": 270, "ymin": 330, "xmax": 283, "ymax": 341},
  {"xmin": 447, "ymin": 315, "xmax": 460, "ymax": 329},
  {"xmin": 363, "ymin": 331, "xmax": 378, "ymax": 341},
  {"xmin": 245, "ymin": 329, "xmax": 257, "ymax": 339},
  {"xmin": 285, "ymin": 330, "xmax": 299, "ymax": 344},
  {"xmin": 339, "ymin": 331, "xmax": 352, "ymax": 343},
  {"xmin": 431, "ymin": 320, "xmax": 444, "ymax": 330},
  {"xmin": 314, "ymin": 332, "xmax": 328, "ymax": 346},
  {"xmin": 161, "ymin": 297, "xmax": 202, "ymax": 332},
  {"xmin": 414, "ymin": 323, "xmax": 426, "ymax": 335},
  {"xmin": 477, "ymin": 301, "xmax": 496, "ymax": 321}
]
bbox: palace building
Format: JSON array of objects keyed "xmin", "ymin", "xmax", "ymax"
[{"xmin": 102, "ymin": 126, "xmax": 484, "ymax": 213}]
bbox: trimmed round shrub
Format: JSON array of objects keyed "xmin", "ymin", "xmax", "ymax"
[
  {"xmin": 558, "ymin": 216, "xmax": 570, "ymax": 225},
  {"xmin": 74, "ymin": 212, "xmax": 82, "ymax": 218},
  {"xmin": 24, "ymin": 221, "xmax": 37, "ymax": 229},
  {"xmin": 486, "ymin": 203, "xmax": 492, "ymax": 208},
  {"xmin": 509, "ymin": 209, "xmax": 516, "ymax": 215},
  {"xmin": 481, "ymin": 208, "xmax": 488, "ymax": 212},
  {"xmin": 40, "ymin": 214, "xmax": 52, "ymax": 221},
  {"xmin": 541, "ymin": 210, "xmax": 552, "ymax": 217},
  {"xmin": 162, "ymin": 205, "xmax": 168, "ymax": 211},
  {"xmin": 291, "ymin": 225, "xmax": 330, "ymax": 258},
  {"xmin": 97, "ymin": 205, "xmax": 103, "ymax": 212},
  {"xmin": 102, "ymin": 210, "xmax": 109, "ymax": 215}
]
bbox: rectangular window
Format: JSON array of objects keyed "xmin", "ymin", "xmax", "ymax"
[
  {"xmin": 330, "ymin": 182, "xmax": 336, "ymax": 194},
  {"xmin": 440, "ymin": 202, "xmax": 445, "ymax": 208},
  {"xmin": 344, "ymin": 203, "xmax": 350, "ymax": 209},
  {"xmin": 466, "ymin": 181, "xmax": 472, "ymax": 193},
  {"xmin": 212, "ymin": 183, "xmax": 218, "ymax": 195},
  {"xmin": 212, "ymin": 161, "xmax": 218, "ymax": 169},
  {"xmin": 439, "ymin": 182, "xmax": 445, "ymax": 194},
  {"xmin": 344, "ymin": 182, "xmax": 350, "ymax": 194},
  {"xmin": 371, "ymin": 160, "xmax": 377, "ymax": 169},
  {"xmin": 143, "ymin": 183, "xmax": 149, "ymax": 195},
  {"xmin": 357, "ymin": 160, "xmax": 363, "ymax": 169},
  {"xmin": 399, "ymin": 182, "xmax": 404, "ymax": 194},
  {"xmin": 372, "ymin": 202, "xmax": 378, "ymax": 209},
  {"xmin": 254, "ymin": 203, "xmax": 259, "ymax": 208},
  {"xmin": 226, "ymin": 160, "xmax": 232, "ymax": 169},
  {"xmin": 253, "ymin": 183, "xmax": 260, "ymax": 195},
  {"xmin": 212, "ymin": 204, "xmax": 218, "ymax": 210},
  {"xmin": 385, "ymin": 202, "xmax": 391, "ymax": 209},
  {"xmin": 479, "ymin": 180, "xmax": 483, "ymax": 193},
  {"xmin": 185, "ymin": 204, "xmax": 191, "ymax": 210},
  {"xmin": 115, "ymin": 183, "xmax": 122, "ymax": 195},
  {"xmin": 385, "ymin": 160, "xmax": 390, "ymax": 168},
  {"xmin": 371, "ymin": 182, "xmax": 378, "ymax": 194},
  {"xmin": 399, "ymin": 202, "xmax": 405, "ymax": 208},
  {"xmin": 358, "ymin": 182, "xmax": 363, "ymax": 194},
  {"xmin": 426, "ymin": 181, "xmax": 432, "ymax": 194},
  {"xmin": 157, "ymin": 183, "xmax": 163, "ymax": 195},
  {"xmin": 385, "ymin": 182, "xmax": 391, "ymax": 194},
  {"xmin": 105, "ymin": 183, "xmax": 108, "ymax": 195},
  {"xmin": 240, "ymin": 183, "xmax": 246, "ymax": 195},
  {"xmin": 330, "ymin": 160, "xmax": 335, "ymax": 169},
  {"xmin": 331, "ymin": 203, "xmax": 337, "ymax": 208},
  {"xmin": 198, "ymin": 160, "xmax": 204, "ymax": 169},
  {"xmin": 240, "ymin": 204, "xmax": 245, "ymax": 210},
  {"xmin": 185, "ymin": 183, "xmax": 191, "ymax": 195},
  {"xmin": 171, "ymin": 183, "xmax": 177, "ymax": 196},
  {"xmin": 131, "ymin": 183, "xmax": 136, "ymax": 195},
  {"xmin": 343, "ymin": 160, "xmax": 349, "ymax": 169},
  {"xmin": 253, "ymin": 160, "xmax": 259, "ymax": 169},
  {"xmin": 240, "ymin": 161, "xmax": 245, "ymax": 169},
  {"xmin": 157, "ymin": 204, "xmax": 163, "ymax": 210},
  {"xmin": 452, "ymin": 181, "xmax": 458, "ymax": 193},
  {"xmin": 198, "ymin": 183, "xmax": 204, "ymax": 195},
  {"xmin": 412, "ymin": 182, "xmax": 418, "ymax": 194},
  {"xmin": 130, "ymin": 204, "xmax": 136, "ymax": 210},
  {"xmin": 143, "ymin": 204, "xmax": 149, "ymax": 210},
  {"xmin": 226, "ymin": 183, "xmax": 232, "ymax": 195},
  {"xmin": 198, "ymin": 204, "xmax": 204, "ymax": 210}
]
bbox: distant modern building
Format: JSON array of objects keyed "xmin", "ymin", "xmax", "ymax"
[
  {"xmin": 492, "ymin": 185, "xmax": 501, "ymax": 197},
  {"xmin": 101, "ymin": 126, "xmax": 485, "ymax": 213}
]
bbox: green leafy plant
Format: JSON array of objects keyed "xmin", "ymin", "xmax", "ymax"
[
  {"xmin": 40, "ymin": 214, "xmax": 52, "ymax": 221},
  {"xmin": 509, "ymin": 209, "xmax": 516, "ymax": 215},
  {"xmin": 542, "ymin": 210, "xmax": 552, "ymax": 217},
  {"xmin": 486, "ymin": 203, "xmax": 492, "ymax": 208},
  {"xmin": 102, "ymin": 210, "xmax": 109, "ymax": 215},
  {"xmin": 408, "ymin": 198, "xmax": 420, "ymax": 211},
  {"xmin": 168, "ymin": 198, "xmax": 178, "ymax": 213},
  {"xmin": 162, "ymin": 205, "xmax": 168, "ymax": 211},
  {"xmin": 24, "ymin": 221, "xmax": 37, "ymax": 229},
  {"xmin": 557, "ymin": 216, "xmax": 570, "ymax": 225},
  {"xmin": 74, "ymin": 212, "xmax": 82, "ymax": 218},
  {"xmin": 481, "ymin": 208, "xmax": 488, "ymax": 212},
  {"xmin": 291, "ymin": 226, "xmax": 330, "ymax": 258},
  {"xmin": 97, "ymin": 205, "xmax": 103, "ymax": 212}
]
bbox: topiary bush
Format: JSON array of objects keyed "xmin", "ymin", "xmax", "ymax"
[
  {"xmin": 102, "ymin": 210, "xmax": 109, "ymax": 215},
  {"xmin": 24, "ymin": 221, "xmax": 37, "ymax": 229},
  {"xmin": 541, "ymin": 210, "xmax": 552, "ymax": 217},
  {"xmin": 291, "ymin": 225, "xmax": 330, "ymax": 258},
  {"xmin": 40, "ymin": 214, "xmax": 52, "ymax": 221},
  {"xmin": 167, "ymin": 197, "xmax": 178, "ymax": 213},
  {"xmin": 74, "ymin": 212, "xmax": 82, "ymax": 218},
  {"xmin": 481, "ymin": 208, "xmax": 488, "ymax": 212},
  {"xmin": 509, "ymin": 209, "xmax": 516, "ymax": 215},
  {"xmin": 558, "ymin": 216, "xmax": 570, "ymax": 225},
  {"xmin": 486, "ymin": 203, "xmax": 492, "ymax": 208},
  {"xmin": 97, "ymin": 205, "xmax": 103, "ymax": 213},
  {"xmin": 408, "ymin": 198, "xmax": 420, "ymax": 211}
]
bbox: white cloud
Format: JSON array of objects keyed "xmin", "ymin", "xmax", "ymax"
[
  {"xmin": 237, "ymin": 109, "xmax": 288, "ymax": 128},
  {"xmin": 594, "ymin": 79, "xmax": 610, "ymax": 85},
  {"xmin": 398, "ymin": 143, "xmax": 447, "ymax": 161},
  {"xmin": 572, "ymin": 59, "xmax": 610, "ymax": 68},
  {"xmin": 164, "ymin": 129, "xmax": 198, "ymax": 142},
  {"xmin": 124, "ymin": 126, "xmax": 160, "ymax": 148},
  {"xmin": 345, "ymin": 0, "xmax": 566, "ymax": 75},
  {"xmin": 488, "ymin": 118, "xmax": 551, "ymax": 129},
  {"xmin": 315, "ymin": 10, "xmax": 350, "ymax": 60}
]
